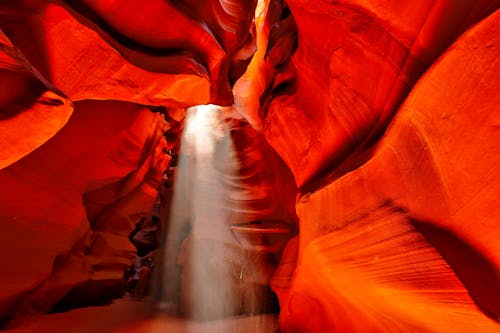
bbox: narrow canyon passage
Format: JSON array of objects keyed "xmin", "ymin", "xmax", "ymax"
[
  {"xmin": 156, "ymin": 105, "xmax": 293, "ymax": 320},
  {"xmin": 0, "ymin": 0, "xmax": 499, "ymax": 332}
]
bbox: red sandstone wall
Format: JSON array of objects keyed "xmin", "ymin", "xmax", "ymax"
[
  {"xmin": 0, "ymin": 0, "xmax": 257, "ymax": 320},
  {"xmin": 0, "ymin": 0, "xmax": 499, "ymax": 331},
  {"xmin": 256, "ymin": 1, "xmax": 500, "ymax": 331}
]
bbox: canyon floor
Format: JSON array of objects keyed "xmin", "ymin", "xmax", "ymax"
[{"xmin": 4, "ymin": 299, "xmax": 279, "ymax": 333}]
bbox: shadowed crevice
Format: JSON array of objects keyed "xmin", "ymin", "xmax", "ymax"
[{"xmin": 410, "ymin": 219, "xmax": 500, "ymax": 321}]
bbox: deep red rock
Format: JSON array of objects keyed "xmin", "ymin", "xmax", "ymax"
[
  {"xmin": 272, "ymin": 7, "xmax": 500, "ymax": 332},
  {"xmin": 0, "ymin": 0, "xmax": 499, "ymax": 331}
]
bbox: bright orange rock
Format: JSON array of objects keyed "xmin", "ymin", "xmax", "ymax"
[
  {"xmin": 274, "ymin": 8, "xmax": 500, "ymax": 332},
  {"xmin": 258, "ymin": 0, "xmax": 498, "ymax": 187},
  {"xmin": 0, "ymin": 0, "xmax": 259, "ymax": 319},
  {"xmin": 0, "ymin": 29, "xmax": 73, "ymax": 169},
  {"xmin": 0, "ymin": 0, "xmax": 499, "ymax": 331},
  {"xmin": 0, "ymin": 100, "xmax": 169, "ymax": 315}
]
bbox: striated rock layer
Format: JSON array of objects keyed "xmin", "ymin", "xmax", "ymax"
[
  {"xmin": 258, "ymin": 0, "xmax": 498, "ymax": 188},
  {"xmin": 265, "ymin": 3, "xmax": 500, "ymax": 332},
  {"xmin": 0, "ymin": 0, "xmax": 499, "ymax": 331},
  {"xmin": 0, "ymin": 0, "xmax": 258, "ymax": 321}
]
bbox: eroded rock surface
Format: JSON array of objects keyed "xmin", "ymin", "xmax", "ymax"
[
  {"xmin": 0, "ymin": 0, "xmax": 499, "ymax": 331},
  {"xmin": 0, "ymin": 0, "xmax": 258, "ymax": 321},
  {"xmin": 262, "ymin": 3, "xmax": 500, "ymax": 332}
]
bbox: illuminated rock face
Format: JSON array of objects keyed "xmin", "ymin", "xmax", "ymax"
[
  {"xmin": 1, "ymin": 0, "xmax": 499, "ymax": 332},
  {"xmin": 260, "ymin": 1, "xmax": 500, "ymax": 332},
  {"xmin": 0, "ymin": 0, "xmax": 257, "ymax": 319},
  {"xmin": 0, "ymin": 101, "xmax": 170, "ymax": 316},
  {"xmin": 259, "ymin": 0, "xmax": 498, "ymax": 188}
]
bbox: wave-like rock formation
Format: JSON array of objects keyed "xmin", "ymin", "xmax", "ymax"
[
  {"xmin": 259, "ymin": 1, "xmax": 500, "ymax": 331},
  {"xmin": 1, "ymin": 0, "xmax": 499, "ymax": 331},
  {"xmin": 258, "ymin": 0, "xmax": 498, "ymax": 188},
  {"xmin": 0, "ymin": 0, "xmax": 258, "ymax": 321}
]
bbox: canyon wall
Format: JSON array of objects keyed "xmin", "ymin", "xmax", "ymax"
[
  {"xmin": 0, "ymin": 0, "xmax": 258, "ymax": 321},
  {"xmin": 0, "ymin": 0, "xmax": 499, "ymax": 331},
  {"xmin": 254, "ymin": 1, "xmax": 500, "ymax": 331}
]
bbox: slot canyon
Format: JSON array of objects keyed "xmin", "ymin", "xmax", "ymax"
[{"xmin": 0, "ymin": 0, "xmax": 499, "ymax": 332}]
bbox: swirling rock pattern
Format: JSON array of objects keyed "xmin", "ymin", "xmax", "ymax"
[
  {"xmin": 265, "ymin": 3, "xmax": 500, "ymax": 332},
  {"xmin": 259, "ymin": 0, "xmax": 498, "ymax": 188},
  {"xmin": 0, "ymin": 0, "xmax": 257, "ymax": 320},
  {"xmin": 0, "ymin": 0, "xmax": 499, "ymax": 331},
  {"xmin": 0, "ymin": 29, "xmax": 73, "ymax": 169},
  {"xmin": 0, "ymin": 101, "xmax": 170, "ymax": 316}
]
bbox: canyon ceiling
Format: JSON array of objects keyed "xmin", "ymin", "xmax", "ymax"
[{"xmin": 0, "ymin": 0, "xmax": 499, "ymax": 332}]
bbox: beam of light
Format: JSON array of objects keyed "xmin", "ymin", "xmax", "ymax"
[{"xmin": 154, "ymin": 104, "xmax": 244, "ymax": 322}]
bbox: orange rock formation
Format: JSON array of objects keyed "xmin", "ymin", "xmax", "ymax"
[{"xmin": 0, "ymin": 0, "xmax": 499, "ymax": 331}]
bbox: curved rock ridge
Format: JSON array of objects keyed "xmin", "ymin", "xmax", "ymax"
[
  {"xmin": 234, "ymin": 0, "xmax": 298, "ymax": 131},
  {"xmin": 0, "ymin": 0, "xmax": 257, "ymax": 106},
  {"xmin": 0, "ymin": 0, "xmax": 499, "ymax": 331},
  {"xmin": 0, "ymin": 29, "xmax": 73, "ymax": 170},
  {"xmin": 270, "ymin": 6, "xmax": 500, "ymax": 332},
  {"xmin": 224, "ymin": 112, "xmax": 298, "ymax": 227},
  {"xmin": 254, "ymin": 0, "xmax": 499, "ymax": 187},
  {"xmin": 0, "ymin": 101, "xmax": 171, "ymax": 317},
  {"xmin": 0, "ymin": 0, "xmax": 258, "ymax": 322}
]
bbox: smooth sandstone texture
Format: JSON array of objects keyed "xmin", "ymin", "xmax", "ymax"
[
  {"xmin": 0, "ymin": 0, "xmax": 257, "ymax": 106},
  {"xmin": 0, "ymin": 29, "xmax": 73, "ymax": 169},
  {"xmin": 273, "ymin": 8, "xmax": 500, "ymax": 332},
  {"xmin": 0, "ymin": 101, "xmax": 169, "ymax": 316},
  {"xmin": 0, "ymin": 0, "xmax": 258, "ymax": 321},
  {"xmin": 0, "ymin": 0, "xmax": 499, "ymax": 331},
  {"xmin": 260, "ymin": 0, "xmax": 498, "ymax": 187}
]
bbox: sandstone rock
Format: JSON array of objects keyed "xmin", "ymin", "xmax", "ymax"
[
  {"xmin": 0, "ymin": 0, "xmax": 498, "ymax": 331},
  {"xmin": 273, "ymin": 8, "xmax": 500, "ymax": 332},
  {"xmin": 0, "ymin": 0, "xmax": 259, "ymax": 321},
  {"xmin": 0, "ymin": 101, "xmax": 169, "ymax": 317},
  {"xmin": 0, "ymin": 29, "xmax": 72, "ymax": 170},
  {"xmin": 259, "ymin": 0, "xmax": 498, "ymax": 187}
]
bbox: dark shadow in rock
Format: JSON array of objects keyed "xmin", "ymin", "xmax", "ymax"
[
  {"xmin": 411, "ymin": 219, "xmax": 500, "ymax": 321},
  {"xmin": 50, "ymin": 280, "xmax": 126, "ymax": 314}
]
